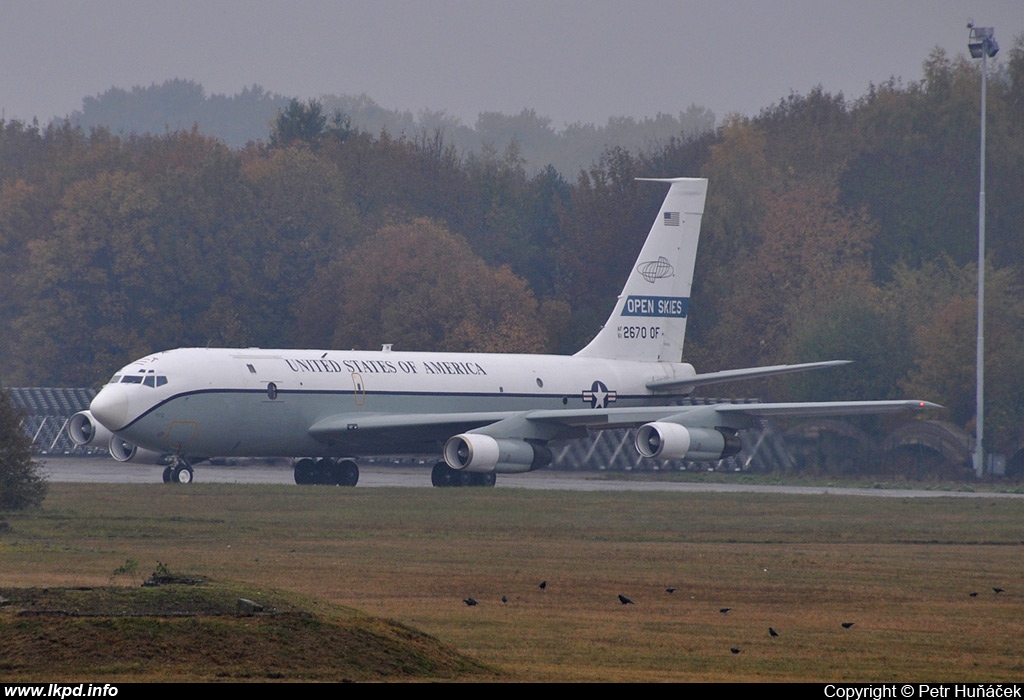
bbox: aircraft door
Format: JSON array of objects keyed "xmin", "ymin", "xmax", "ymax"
[
  {"xmin": 352, "ymin": 372, "xmax": 365, "ymax": 407},
  {"xmin": 164, "ymin": 421, "xmax": 198, "ymax": 452}
]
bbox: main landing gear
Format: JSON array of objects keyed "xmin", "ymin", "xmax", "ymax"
[
  {"xmin": 431, "ymin": 461, "xmax": 497, "ymax": 488},
  {"xmin": 293, "ymin": 458, "xmax": 359, "ymax": 486},
  {"xmin": 162, "ymin": 458, "xmax": 194, "ymax": 484}
]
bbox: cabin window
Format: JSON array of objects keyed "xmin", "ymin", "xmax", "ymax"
[
  {"xmin": 267, "ymin": 382, "xmax": 278, "ymax": 400},
  {"xmin": 247, "ymin": 364, "xmax": 256, "ymax": 374},
  {"xmin": 536, "ymin": 377, "xmax": 544, "ymax": 388}
]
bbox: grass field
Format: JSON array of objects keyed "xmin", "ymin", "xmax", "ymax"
[{"xmin": 1, "ymin": 482, "xmax": 1023, "ymax": 681}]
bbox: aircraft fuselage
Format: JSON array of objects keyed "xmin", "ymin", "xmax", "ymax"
[{"xmin": 90, "ymin": 347, "xmax": 697, "ymax": 458}]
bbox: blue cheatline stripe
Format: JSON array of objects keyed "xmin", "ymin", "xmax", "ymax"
[{"xmin": 112, "ymin": 387, "xmax": 691, "ymax": 432}]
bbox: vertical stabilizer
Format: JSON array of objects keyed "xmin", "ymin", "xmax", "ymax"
[{"xmin": 574, "ymin": 177, "xmax": 707, "ymax": 363}]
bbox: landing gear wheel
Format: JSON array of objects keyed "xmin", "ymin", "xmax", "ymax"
[
  {"xmin": 470, "ymin": 472, "xmax": 497, "ymax": 487},
  {"xmin": 431, "ymin": 461, "xmax": 456, "ymax": 487},
  {"xmin": 294, "ymin": 458, "xmax": 316, "ymax": 485},
  {"xmin": 337, "ymin": 459, "xmax": 359, "ymax": 487},
  {"xmin": 314, "ymin": 458, "xmax": 334, "ymax": 485},
  {"xmin": 172, "ymin": 465, "xmax": 193, "ymax": 484},
  {"xmin": 162, "ymin": 466, "xmax": 172, "ymax": 483}
]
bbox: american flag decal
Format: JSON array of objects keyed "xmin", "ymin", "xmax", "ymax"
[{"xmin": 663, "ymin": 211, "xmax": 680, "ymax": 226}]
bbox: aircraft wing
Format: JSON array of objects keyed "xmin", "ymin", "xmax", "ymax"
[
  {"xmin": 646, "ymin": 360, "xmax": 852, "ymax": 393},
  {"xmin": 702, "ymin": 400, "xmax": 941, "ymax": 418},
  {"xmin": 307, "ymin": 399, "xmax": 938, "ymax": 473},
  {"xmin": 520, "ymin": 400, "xmax": 939, "ymax": 432},
  {"xmin": 309, "ymin": 400, "xmax": 940, "ymax": 445}
]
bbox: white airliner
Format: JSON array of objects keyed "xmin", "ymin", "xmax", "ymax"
[{"xmin": 68, "ymin": 177, "xmax": 937, "ymax": 485}]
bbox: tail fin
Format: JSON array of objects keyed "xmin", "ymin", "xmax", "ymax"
[{"xmin": 574, "ymin": 177, "xmax": 707, "ymax": 363}]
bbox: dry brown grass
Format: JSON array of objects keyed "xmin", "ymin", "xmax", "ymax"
[{"xmin": 1, "ymin": 483, "xmax": 1023, "ymax": 681}]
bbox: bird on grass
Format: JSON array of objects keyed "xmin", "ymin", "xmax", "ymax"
[
  {"xmin": 769, "ymin": 627, "xmax": 779, "ymax": 638},
  {"xmin": 618, "ymin": 594, "xmax": 635, "ymax": 605},
  {"xmin": 841, "ymin": 622, "xmax": 854, "ymax": 629},
  {"xmin": 501, "ymin": 595, "xmax": 508, "ymax": 604},
  {"xmin": 993, "ymin": 587, "xmax": 1005, "ymax": 594},
  {"xmin": 969, "ymin": 592, "xmax": 979, "ymax": 597},
  {"xmin": 463, "ymin": 598, "xmax": 478, "ymax": 606},
  {"xmin": 730, "ymin": 647, "xmax": 741, "ymax": 654},
  {"xmin": 665, "ymin": 588, "xmax": 676, "ymax": 594},
  {"xmin": 719, "ymin": 608, "xmax": 731, "ymax": 615},
  {"xmin": 538, "ymin": 581, "xmax": 547, "ymax": 591}
]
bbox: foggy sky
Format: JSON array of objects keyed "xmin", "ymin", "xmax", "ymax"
[{"xmin": 3, "ymin": 1, "xmax": 1021, "ymax": 129}]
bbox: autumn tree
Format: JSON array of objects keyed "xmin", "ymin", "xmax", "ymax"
[
  {"xmin": 840, "ymin": 49, "xmax": 999, "ymax": 274},
  {"xmin": 893, "ymin": 259, "xmax": 1024, "ymax": 453},
  {"xmin": 240, "ymin": 145, "xmax": 359, "ymax": 346},
  {"xmin": 756, "ymin": 87, "xmax": 856, "ymax": 185},
  {"xmin": 0, "ymin": 389, "xmax": 47, "ymax": 510},
  {"xmin": 555, "ymin": 149, "xmax": 657, "ymax": 349},
  {"xmin": 138, "ymin": 130, "xmax": 255, "ymax": 350},
  {"xmin": 19, "ymin": 169, "xmax": 158, "ymax": 383},
  {"xmin": 698, "ymin": 183, "xmax": 876, "ymax": 378},
  {"xmin": 301, "ymin": 218, "xmax": 549, "ymax": 354},
  {"xmin": 270, "ymin": 98, "xmax": 338, "ymax": 147},
  {"xmin": 679, "ymin": 117, "xmax": 773, "ymax": 370}
]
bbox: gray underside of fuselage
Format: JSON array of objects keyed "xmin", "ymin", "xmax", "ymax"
[{"xmin": 117, "ymin": 389, "xmax": 654, "ymax": 458}]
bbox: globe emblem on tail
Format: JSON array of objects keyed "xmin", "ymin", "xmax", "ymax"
[{"xmin": 636, "ymin": 256, "xmax": 674, "ymax": 283}]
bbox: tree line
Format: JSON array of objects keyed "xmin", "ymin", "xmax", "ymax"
[
  {"xmin": 1, "ymin": 41, "xmax": 1023, "ymax": 455},
  {"xmin": 69, "ymin": 78, "xmax": 715, "ymax": 176}
]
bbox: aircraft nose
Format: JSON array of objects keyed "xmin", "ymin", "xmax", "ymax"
[{"xmin": 90, "ymin": 385, "xmax": 130, "ymax": 430}]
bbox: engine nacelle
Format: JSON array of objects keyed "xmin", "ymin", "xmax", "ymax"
[
  {"xmin": 634, "ymin": 423, "xmax": 742, "ymax": 461},
  {"xmin": 67, "ymin": 411, "xmax": 114, "ymax": 447},
  {"xmin": 109, "ymin": 437, "xmax": 168, "ymax": 465},
  {"xmin": 443, "ymin": 434, "xmax": 552, "ymax": 474}
]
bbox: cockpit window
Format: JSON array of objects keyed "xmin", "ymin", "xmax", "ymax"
[
  {"xmin": 108, "ymin": 374, "xmax": 121, "ymax": 385},
  {"xmin": 119, "ymin": 373, "xmax": 168, "ymax": 387}
]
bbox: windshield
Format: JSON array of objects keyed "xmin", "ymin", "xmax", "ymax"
[{"xmin": 116, "ymin": 371, "xmax": 168, "ymax": 388}]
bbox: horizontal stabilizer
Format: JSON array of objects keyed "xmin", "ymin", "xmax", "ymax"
[{"xmin": 646, "ymin": 360, "xmax": 852, "ymax": 393}]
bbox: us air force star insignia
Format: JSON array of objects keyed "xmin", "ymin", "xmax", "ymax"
[{"xmin": 582, "ymin": 380, "xmax": 617, "ymax": 409}]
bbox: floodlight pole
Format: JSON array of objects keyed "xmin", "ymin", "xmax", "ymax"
[{"xmin": 968, "ymin": 24, "xmax": 997, "ymax": 478}]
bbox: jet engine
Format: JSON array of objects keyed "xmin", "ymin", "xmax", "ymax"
[
  {"xmin": 443, "ymin": 434, "xmax": 552, "ymax": 473},
  {"xmin": 69, "ymin": 411, "xmax": 167, "ymax": 464},
  {"xmin": 634, "ymin": 422, "xmax": 742, "ymax": 461},
  {"xmin": 67, "ymin": 411, "xmax": 114, "ymax": 447},
  {"xmin": 108, "ymin": 437, "xmax": 168, "ymax": 465}
]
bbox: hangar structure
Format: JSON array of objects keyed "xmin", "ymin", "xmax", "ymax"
[{"xmin": 7, "ymin": 387, "xmax": 98, "ymax": 455}]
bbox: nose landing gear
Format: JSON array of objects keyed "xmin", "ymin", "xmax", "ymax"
[{"xmin": 162, "ymin": 458, "xmax": 194, "ymax": 484}]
